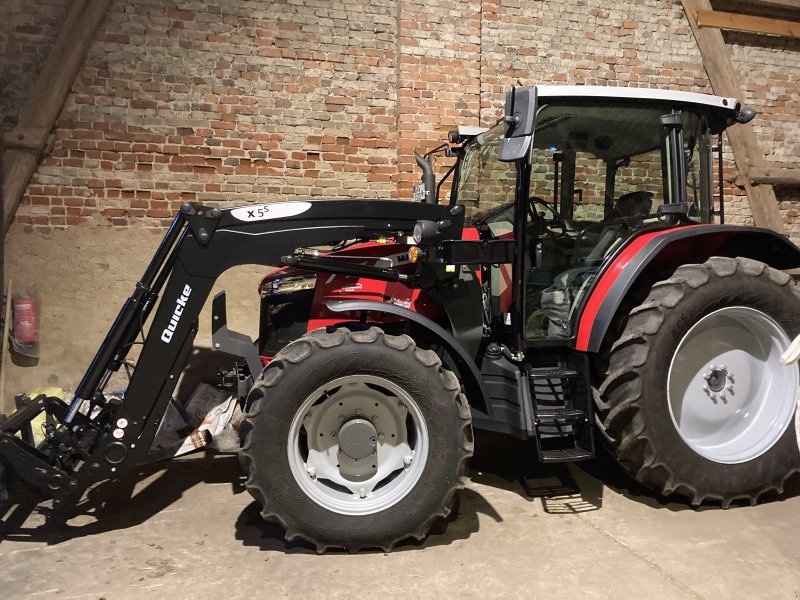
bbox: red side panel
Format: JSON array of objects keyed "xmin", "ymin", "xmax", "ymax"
[{"xmin": 575, "ymin": 227, "xmax": 701, "ymax": 351}]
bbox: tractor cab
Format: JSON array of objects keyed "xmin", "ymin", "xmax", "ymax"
[{"xmin": 450, "ymin": 86, "xmax": 745, "ymax": 344}]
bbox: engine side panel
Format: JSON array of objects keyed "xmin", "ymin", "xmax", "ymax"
[{"xmin": 258, "ymin": 241, "xmax": 446, "ymax": 359}]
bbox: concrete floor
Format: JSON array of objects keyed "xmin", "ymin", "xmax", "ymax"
[{"xmin": 1, "ymin": 432, "xmax": 799, "ymax": 600}]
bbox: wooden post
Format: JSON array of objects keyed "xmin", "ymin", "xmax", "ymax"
[
  {"xmin": 681, "ymin": 0, "xmax": 786, "ymax": 233},
  {"xmin": 2, "ymin": 0, "xmax": 111, "ymax": 235}
]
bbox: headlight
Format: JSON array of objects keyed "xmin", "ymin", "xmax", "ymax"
[
  {"xmin": 260, "ymin": 273, "xmax": 317, "ymax": 297},
  {"xmin": 412, "ymin": 219, "xmax": 447, "ymax": 246},
  {"xmin": 412, "ymin": 222, "xmax": 424, "ymax": 244}
]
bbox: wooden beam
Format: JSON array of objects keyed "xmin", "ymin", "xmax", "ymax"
[
  {"xmin": 750, "ymin": 0, "xmax": 800, "ymax": 10},
  {"xmin": 3, "ymin": 128, "xmax": 51, "ymax": 150},
  {"xmin": 749, "ymin": 166, "xmax": 800, "ymax": 185},
  {"xmin": 2, "ymin": 0, "xmax": 110, "ymax": 235},
  {"xmin": 696, "ymin": 10, "xmax": 800, "ymax": 38},
  {"xmin": 681, "ymin": 0, "xmax": 786, "ymax": 233}
]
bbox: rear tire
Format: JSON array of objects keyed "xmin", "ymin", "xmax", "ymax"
[
  {"xmin": 240, "ymin": 326, "xmax": 473, "ymax": 552},
  {"xmin": 595, "ymin": 257, "xmax": 800, "ymax": 506}
]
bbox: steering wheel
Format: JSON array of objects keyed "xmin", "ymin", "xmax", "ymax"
[{"xmin": 528, "ymin": 197, "xmax": 570, "ymax": 237}]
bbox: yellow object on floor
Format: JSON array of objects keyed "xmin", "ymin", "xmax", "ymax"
[{"xmin": 18, "ymin": 387, "xmax": 67, "ymax": 446}]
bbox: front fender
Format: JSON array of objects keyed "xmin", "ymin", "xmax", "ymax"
[
  {"xmin": 326, "ymin": 299, "xmax": 488, "ymax": 413},
  {"xmin": 576, "ymin": 224, "xmax": 800, "ymax": 353}
]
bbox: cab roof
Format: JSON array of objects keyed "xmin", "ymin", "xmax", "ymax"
[{"xmin": 534, "ymin": 85, "xmax": 740, "ymax": 114}]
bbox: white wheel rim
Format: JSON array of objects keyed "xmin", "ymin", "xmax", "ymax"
[
  {"xmin": 287, "ymin": 375, "xmax": 428, "ymax": 516},
  {"xmin": 668, "ymin": 306, "xmax": 799, "ymax": 464}
]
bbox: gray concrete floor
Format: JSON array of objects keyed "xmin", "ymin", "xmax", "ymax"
[{"xmin": 1, "ymin": 432, "xmax": 799, "ymax": 600}]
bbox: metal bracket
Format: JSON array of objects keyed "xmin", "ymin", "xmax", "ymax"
[
  {"xmin": 211, "ymin": 292, "xmax": 264, "ymax": 378},
  {"xmin": 180, "ymin": 203, "xmax": 222, "ymax": 246},
  {"xmin": 0, "ymin": 434, "xmax": 80, "ymax": 501}
]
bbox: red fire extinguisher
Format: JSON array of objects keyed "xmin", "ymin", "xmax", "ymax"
[{"xmin": 12, "ymin": 289, "xmax": 40, "ymax": 357}]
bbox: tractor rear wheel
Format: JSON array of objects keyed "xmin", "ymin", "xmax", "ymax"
[
  {"xmin": 239, "ymin": 326, "xmax": 473, "ymax": 552},
  {"xmin": 595, "ymin": 257, "xmax": 800, "ymax": 506}
]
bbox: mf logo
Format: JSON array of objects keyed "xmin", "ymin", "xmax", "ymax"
[{"xmin": 161, "ymin": 284, "xmax": 192, "ymax": 343}]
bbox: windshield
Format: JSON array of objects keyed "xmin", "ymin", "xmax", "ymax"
[
  {"xmin": 455, "ymin": 124, "xmax": 516, "ymax": 228},
  {"xmin": 454, "ymin": 105, "xmax": 713, "ymax": 230}
]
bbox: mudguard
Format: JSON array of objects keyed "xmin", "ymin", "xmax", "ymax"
[
  {"xmin": 575, "ymin": 224, "xmax": 800, "ymax": 353},
  {"xmin": 326, "ymin": 299, "xmax": 488, "ymax": 413}
]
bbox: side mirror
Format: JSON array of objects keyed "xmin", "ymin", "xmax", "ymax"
[{"xmin": 499, "ymin": 86, "xmax": 536, "ymax": 162}]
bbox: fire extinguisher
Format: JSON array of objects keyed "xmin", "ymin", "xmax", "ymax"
[{"xmin": 12, "ymin": 289, "xmax": 40, "ymax": 358}]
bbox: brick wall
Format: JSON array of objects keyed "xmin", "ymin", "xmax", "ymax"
[
  {"xmin": 3, "ymin": 0, "xmax": 799, "ymax": 234},
  {"xmin": 2, "ymin": 0, "xmax": 800, "ymax": 406}
]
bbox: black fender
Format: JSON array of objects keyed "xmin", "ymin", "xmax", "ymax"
[
  {"xmin": 575, "ymin": 224, "xmax": 800, "ymax": 353},
  {"xmin": 326, "ymin": 299, "xmax": 488, "ymax": 413}
]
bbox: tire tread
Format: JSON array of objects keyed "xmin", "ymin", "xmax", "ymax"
[
  {"xmin": 240, "ymin": 326, "xmax": 472, "ymax": 552},
  {"xmin": 595, "ymin": 257, "xmax": 800, "ymax": 506}
]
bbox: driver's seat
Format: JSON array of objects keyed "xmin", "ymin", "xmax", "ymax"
[
  {"xmin": 608, "ymin": 191, "xmax": 653, "ymax": 227},
  {"xmin": 579, "ymin": 191, "xmax": 654, "ymax": 264}
]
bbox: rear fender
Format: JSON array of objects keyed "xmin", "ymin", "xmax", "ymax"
[
  {"xmin": 576, "ymin": 225, "xmax": 800, "ymax": 353},
  {"xmin": 326, "ymin": 299, "xmax": 488, "ymax": 413}
]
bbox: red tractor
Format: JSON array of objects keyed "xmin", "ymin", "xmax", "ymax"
[{"xmin": 2, "ymin": 86, "xmax": 799, "ymax": 553}]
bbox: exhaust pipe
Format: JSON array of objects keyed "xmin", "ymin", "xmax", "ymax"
[{"xmin": 414, "ymin": 152, "xmax": 437, "ymax": 204}]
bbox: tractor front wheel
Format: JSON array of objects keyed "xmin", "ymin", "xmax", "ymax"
[
  {"xmin": 596, "ymin": 257, "xmax": 800, "ymax": 506},
  {"xmin": 239, "ymin": 326, "xmax": 473, "ymax": 552},
  {"xmin": 0, "ymin": 462, "xmax": 11, "ymax": 517}
]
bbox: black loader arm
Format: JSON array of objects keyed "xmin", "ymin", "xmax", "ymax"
[{"xmin": 0, "ymin": 200, "xmax": 464, "ymax": 501}]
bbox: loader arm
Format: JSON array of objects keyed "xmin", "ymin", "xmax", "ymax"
[{"xmin": 0, "ymin": 200, "xmax": 466, "ymax": 503}]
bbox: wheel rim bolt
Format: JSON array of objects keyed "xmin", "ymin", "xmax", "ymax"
[
  {"xmin": 331, "ymin": 432, "xmax": 336, "ymax": 438},
  {"xmin": 355, "ymin": 409, "xmax": 362, "ymax": 416},
  {"xmin": 338, "ymin": 415, "xmax": 345, "ymax": 422},
  {"xmin": 378, "ymin": 433, "xmax": 385, "ymax": 441},
  {"xmin": 709, "ymin": 392, "xmax": 717, "ymax": 400},
  {"xmin": 372, "ymin": 416, "xmax": 379, "ymax": 423}
]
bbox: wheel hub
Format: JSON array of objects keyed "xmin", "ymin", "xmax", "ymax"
[
  {"xmin": 704, "ymin": 366, "xmax": 728, "ymax": 393},
  {"xmin": 287, "ymin": 374, "xmax": 429, "ymax": 516},
  {"xmin": 338, "ymin": 418, "xmax": 377, "ymax": 460}
]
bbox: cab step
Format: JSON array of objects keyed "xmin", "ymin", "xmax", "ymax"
[
  {"xmin": 528, "ymin": 355, "xmax": 595, "ymax": 464},
  {"xmin": 539, "ymin": 448, "xmax": 594, "ymax": 463},
  {"xmin": 535, "ymin": 407, "xmax": 585, "ymax": 423}
]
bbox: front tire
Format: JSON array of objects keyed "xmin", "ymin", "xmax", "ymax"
[
  {"xmin": 240, "ymin": 326, "xmax": 473, "ymax": 552},
  {"xmin": 0, "ymin": 462, "xmax": 12, "ymax": 518},
  {"xmin": 595, "ymin": 257, "xmax": 800, "ymax": 506}
]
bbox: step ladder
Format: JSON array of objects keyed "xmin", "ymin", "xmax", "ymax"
[{"xmin": 528, "ymin": 356, "xmax": 594, "ymax": 463}]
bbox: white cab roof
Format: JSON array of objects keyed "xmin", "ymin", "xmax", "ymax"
[{"xmin": 535, "ymin": 85, "xmax": 740, "ymax": 112}]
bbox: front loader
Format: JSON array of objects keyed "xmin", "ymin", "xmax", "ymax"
[{"xmin": 2, "ymin": 85, "xmax": 800, "ymax": 552}]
